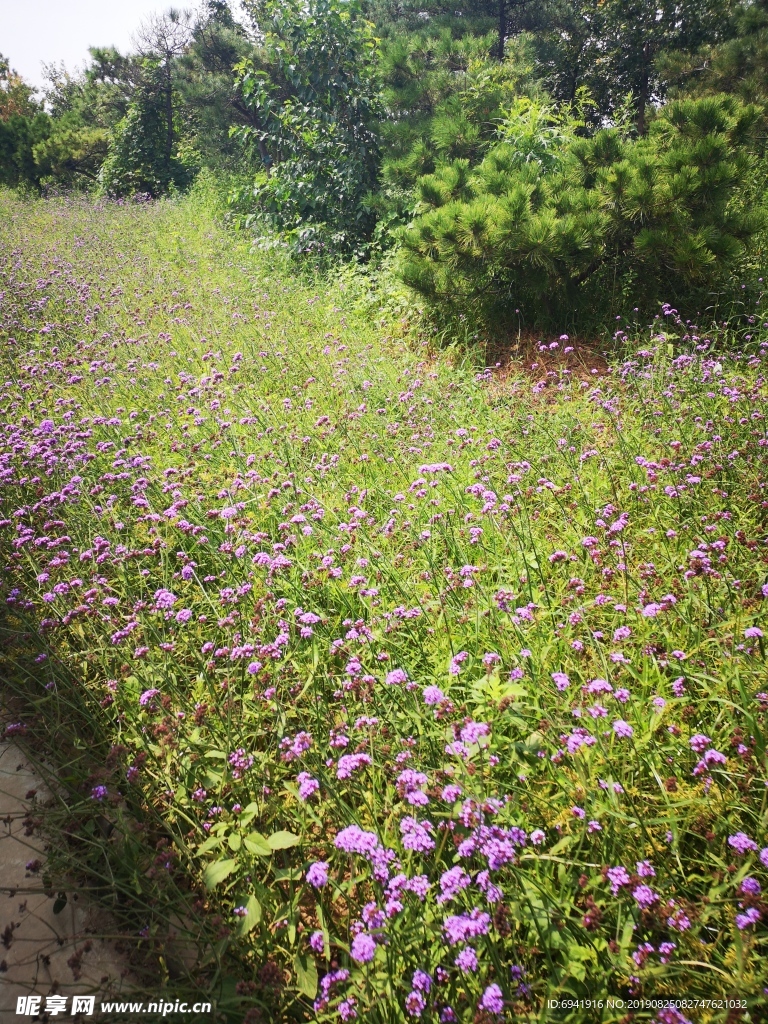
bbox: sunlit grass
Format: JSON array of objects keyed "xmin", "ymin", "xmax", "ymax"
[{"xmin": 1, "ymin": 186, "xmax": 767, "ymax": 1024}]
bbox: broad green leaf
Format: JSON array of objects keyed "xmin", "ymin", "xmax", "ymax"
[
  {"xmin": 236, "ymin": 894, "xmax": 262, "ymax": 936},
  {"xmin": 228, "ymin": 832, "xmax": 242, "ymax": 852},
  {"xmin": 243, "ymin": 831, "xmax": 272, "ymax": 856},
  {"xmin": 197, "ymin": 835, "xmax": 222, "ymax": 856},
  {"xmin": 294, "ymin": 953, "xmax": 318, "ymax": 998},
  {"xmin": 549, "ymin": 835, "xmax": 573, "ymax": 855},
  {"xmin": 203, "ymin": 857, "xmax": 237, "ymax": 890},
  {"xmin": 267, "ymin": 830, "xmax": 300, "ymax": 850}
]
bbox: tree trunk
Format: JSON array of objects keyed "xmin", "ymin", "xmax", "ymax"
[
  {"xmin": 636, "ymin": 42, "xmax": 652, "ymax": 135},
  {"xmin": 498, "ymin": 0, "xmax": 506, "ymax": 61},
  {"xmin": 164, "ymin": 61, "xmax": 173, "ymax": 168}
]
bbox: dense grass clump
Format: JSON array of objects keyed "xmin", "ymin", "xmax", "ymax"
[{"xmin": 1, "ymin": 189, "xmax": 767, "ymax": 1023}]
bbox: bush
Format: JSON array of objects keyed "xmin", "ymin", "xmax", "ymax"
[
  {"xmin": 398, "ymin": 94, "xmax": 766, "ymax": 329},
  {"xmin": 232, "ymin": 0, "xmax": 381, "ymax": 253},
  {"xmin": 100, "ymin": 63, "xmax": 197, "ymax": 198}
]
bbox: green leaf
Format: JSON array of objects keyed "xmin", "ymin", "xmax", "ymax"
[
  {"xmin": 293, "ymin": 953, "xmax": 318, "ymax": 998},
  {"xmin": 243, "ymin": 831, "xmax": 273, "ymax": 856},
  {"xmin": 236, "ymin": 894, "xmax": 262, "ymax": 936},
  {"xmin": 549, "ymin": 835, "xmax": 573, "ymax": 855},
  {"xmin": 267, "ymin": 830, "xmax": 300, "ymax": 850},
  {"xmin": 228, "ymin": 833, "xmax": 242, "ymax": 852},
  {"xmin": 203, "ymin": 858, "xmax": 237, "ymax": 890},
  {"xmin": 197, "ymin": 835, "xmax": 222, "ymax": 856},
  {"xmin": 568, "ymin": 960, "xmax": 587, "ymax": 982}
]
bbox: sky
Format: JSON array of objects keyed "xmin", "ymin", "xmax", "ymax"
[{"xmin": 1, "ymin": 0, "xmax": 187, "ymax": 91}]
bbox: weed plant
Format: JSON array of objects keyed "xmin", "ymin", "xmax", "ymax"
[{"xmin": 1, "ymin": 188, "xmax": 767, "ymax": 1023}]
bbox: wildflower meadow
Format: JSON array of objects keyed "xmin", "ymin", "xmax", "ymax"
[{"xmin": 1, "ymin": 187, "xmax": 767, "ymax": 1023}]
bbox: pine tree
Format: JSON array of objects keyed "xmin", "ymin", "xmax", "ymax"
[{"xmin": 398, "ymin": 95, "xmax": 763, "ymax": 325}]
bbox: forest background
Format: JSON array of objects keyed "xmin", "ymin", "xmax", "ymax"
[{"xmin": 2, "ymin": 0, "xmax": 768, "ymax": 333}]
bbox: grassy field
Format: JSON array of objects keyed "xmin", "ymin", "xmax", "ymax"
[{"xmin": 1, "ymin": 187, "xmax": 767, "ymax": 1024}]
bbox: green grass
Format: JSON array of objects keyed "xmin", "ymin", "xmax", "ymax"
[{"xmin": 1, "ymin": 186, "xmax": 767, "ymax": 1024}]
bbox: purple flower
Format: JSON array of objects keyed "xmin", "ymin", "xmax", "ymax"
[
  {"xmin": 460, "ymin": 721, "xmax": 489, "ymax": 745},
  {"xmin": 761, "ymin": 848, "xmax": 768, "ymax": 867},
  {"xmin": 337, "ymin": 753, "xmax": 373, "ymax": 779},
  {"xmin": 338, "ymin": 998, "xmax": 357, "ymax": 1021},
  {"xmin": 280, "ymin": 731, "xmax": 313, "ymax": 762},
  {"xmin": 400, "ymin": 816, "xmax": 435, "ymax": 853},
  {"xmin": 632, "ymin": 884, "xmax": 658, "ymax": 908},
  {"xmin": 442, "ymin": 909, "xmax": 491, "ymax": 945},
  {"xmin": 406, "ymin": 874, "xmax": 431, "ymax": 899},
  {"xmin": 228, "ymin": 748, "xmax": 254, "ymax": 779},
  {"xmin": 455, "ymin": 947, "xmax": 478, "ymax": 972},
  {"xmin": 479, "ymin": 983, "xmax": 504, "ymax": 1014},
  {"xmin": 744, "ymin": 626, "xmax": 763, "ymax": 639},
  {"xmin": 728, "ymin": 832, "xmax": 758, "ymax": 855},
  {"xmin": 551, "ymin": 672, "xmax": 569, "ymax": 691},
  {"xmin": 735, "ymin": 907, "xmax": 761, "ymax": 929},
  {"xmin": 405, "ymin": 991, "xmax": 426, "ymax": 1018},
  {"xmin": 90, "ymin": 785, "xmax": 108, "ymax": 801},
  {"xmin": 613, "ymin": 719, "xmax": 633, "ymax": 738},
  {"xmin": 658, "ymin": 941, "xmax": 676, "ymax": 963},
  {"xmin": 306, "ymin": 861, "xmax": 329, "ymax": 888},
  {"xmin": 309, "ymin": 930, "xmax": 325, "ymax": 954},
  {"xmin": 689, "ymin": 733, "xmax": 711, "ymax": 753},
  {"xmin": 412, "ymin": 970, "xmax": 432, "ymax": 993},
  {"xmin": 153, "ymin": 588, "xmax": 176, "ymax": 609},
  {"xmin": 438, "ymin": 866, "xmax": 471, "ymax": 904},
  {"xmin": 448, "ymin": 651, "xmax": 468, "ymax": 675},
  {"xmin": 606, "ymin": 866, "xmax": 631, "ymax": 895},
  {"xmin": 423, "ymin": 686, "xmax": 445, "ymax": 705},
  {"xmin": 740, "ymin": 877, "xmax": 761, "ymax": 896},
  {"xmin": 350, "ymin": 933, "xmax": 377, "ymax": 963},
  {"xmin": 139, "ymin": 688, "xmax": 161, "ymax": 706},
  {"xmin": 398, "ymin": 769, "xmax": 429, "ymax": 806},
  {"xmin": 335, "ymin": 825, "xmax": 380, "ymax": 855},
  {"xmin": 386, "ymin": 668, "xmax": 408, "ymax": 686},
  {"xmin": 297, "ymin": 772, "xmax": 319, "ymax": 800}
]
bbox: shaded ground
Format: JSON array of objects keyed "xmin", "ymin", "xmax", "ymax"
[{"xmin": 0, "ymin": 741, "xmax": 132, "ymax": 1017}]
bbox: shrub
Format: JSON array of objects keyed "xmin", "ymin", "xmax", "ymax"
[
  {"xmin": 232, "ymin": 0, "xmax": 381, "ymax": 253},
  {"xmin": 398, "ymin": 94, "xmax": 766, "ymax": 328}
]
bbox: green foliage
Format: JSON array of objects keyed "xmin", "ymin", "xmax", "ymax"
[
  {"xmin": 32, "ymin": 115, "xmax": 108, "ymax": 188},
  {"xmin": 398, "ymin": 94, "xmax": 765, "ymax": 328},
  {"xmin": 371, "ymin": 21, "xmax": 539, "ymax": 247},
  {"xmin": 2, "ymin": 191, "xmax": 768, "ymax": 1019},
  {"xmin": 232, "ymin": 0, "xmax": 381, "ymax": 252},
  {"xmin": 100, "ymin": 61, "xmax": 197, "ymax": 197},
  {"xmin": 0, "ymin": 53, "xmax": 41, "ymax": 119},
  {"xmin": 176, "ymin": 2, "xmax": 256, "ymax": 171},
  {"xmin": 0, "ymin": 54, "xmax": 50, "ymax": 189},
  {"xmin": 534, "ymin": 0, "xmax": 737, "ymax": 133},
  {"xmin": 0, "ymin": 114, "xmax": 51, "ymax": 189},
  {"xmin": 659, "ymin": 0, "xmax": 768, "ymax": 109}
]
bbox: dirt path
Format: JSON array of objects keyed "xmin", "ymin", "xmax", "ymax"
[{"xmin": 0, "ymin": 740, "xmax": 133, "ymax": 1018}]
